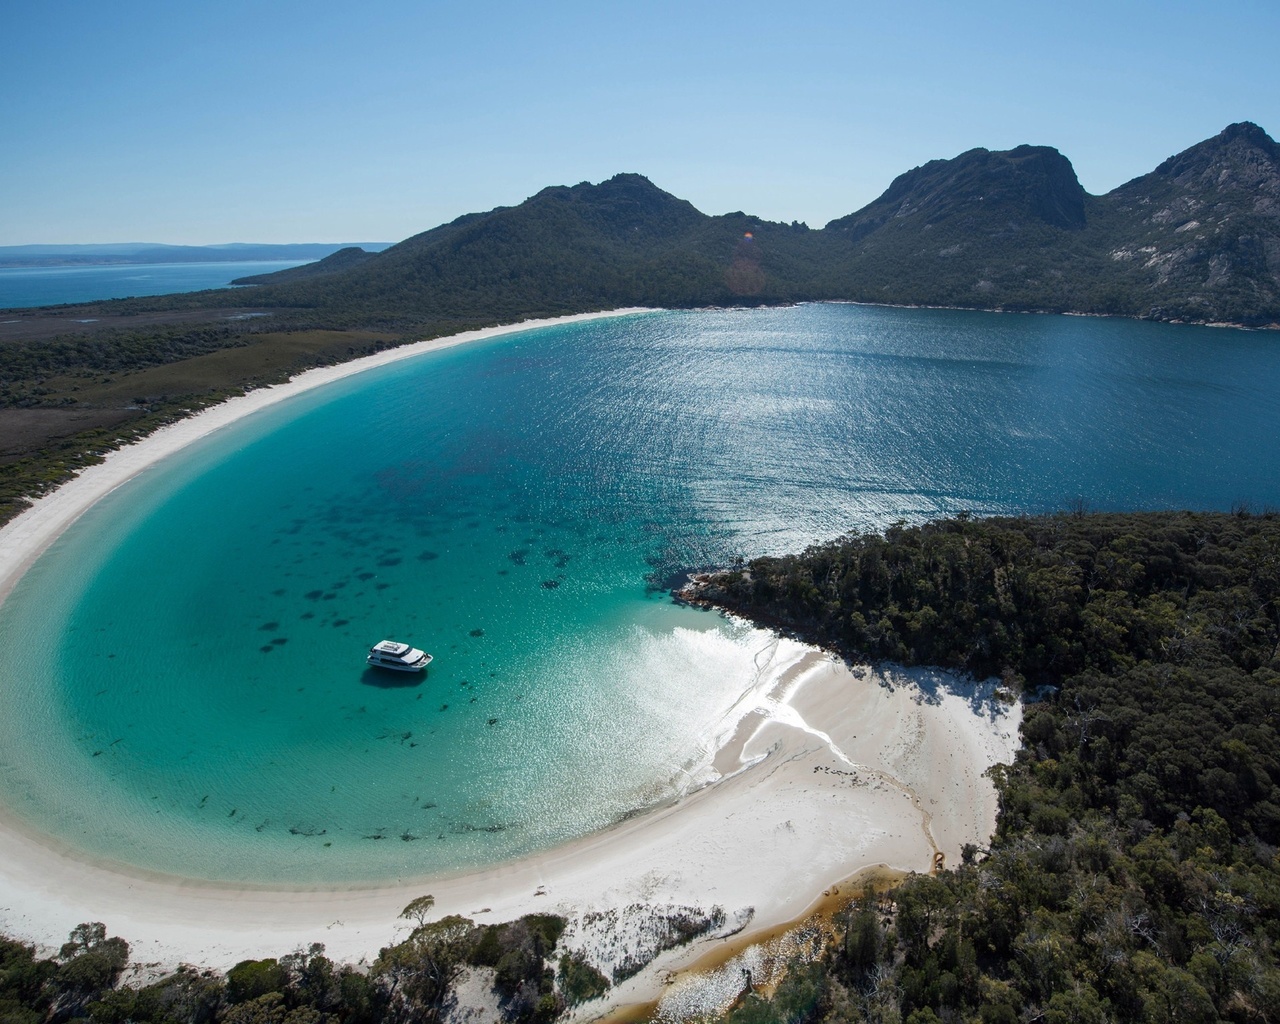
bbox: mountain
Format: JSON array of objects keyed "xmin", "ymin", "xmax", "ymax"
[
  {"xmin": 229, "ymin": 172, "xmax": 830, "ymax": 322},
  {"xmin": 215, "ymin": 123, "xmax": 1280, "ymax": 328},
  {"xmin": 1092, "ymin": 122, "xmax": 1280, "ymax": 323},
  {"xmin": 817, "ymin": 144, "xmax": 1107, "ymax": 313},
  {"xmin": 827, "ymin": 144, "xmax": 1088, "ymax": 240},
  {"xmin": 817, "ymin": 122, "xmax": 1280, "ymax": 324}
]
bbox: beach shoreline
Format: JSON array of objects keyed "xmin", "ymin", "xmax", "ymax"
[
  {"xmin": 0, "ymin": 308, "xmax": 657, "ymax": 608},
  {"xmin": 0, "ymin": 306, "xmax": 1021, "ymax": 1013},
  {"xmin": 0, "ymin": 647, "xmax": 1020, "ymax": 995}
]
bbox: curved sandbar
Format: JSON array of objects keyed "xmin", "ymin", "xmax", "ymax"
[{"xmin": 0, "ymin": 308, "xmax": 1020, "ymax": 990}]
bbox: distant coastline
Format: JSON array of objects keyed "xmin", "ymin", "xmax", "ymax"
[
  {"xmin": 0, "ymin": 260, "xmax": 315, "ymax": 309},
  {"xmin": 0, "ymin": 242, "xmax": 392, "ymax": 269},
  {"xmin": 825, "ymin": 297, "xmax": 1280, "ymax": 332}
]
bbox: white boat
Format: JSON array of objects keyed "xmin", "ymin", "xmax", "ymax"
[{"xmin": 367, "ymin": 640, "xmax": 433, "ymax": 672}]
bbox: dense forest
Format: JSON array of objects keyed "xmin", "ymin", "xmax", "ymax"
[
  {"xmin": 683, "ymin": 509, "xmax": 1280, "ymax": 1023},
  {"xmin": 4, "ymin": 510, "xmax": 1279, "ymax": 1022}
]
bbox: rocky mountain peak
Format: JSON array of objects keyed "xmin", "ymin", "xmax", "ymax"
[
  {"xmin": 1153, "ymin": 121, "xmax": 1280, "ymax": 192},
  {"xmin": 826, "ymin": 142, "xmax": 1087, "ymax": 238}
]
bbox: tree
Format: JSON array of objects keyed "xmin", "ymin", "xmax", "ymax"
[
  {"xmin": 60, "ymin": 922, "xmax": 109, "ymax": 960},
  {"xmin": 842, "ymin": 896, "xmax": 882, "ymax": 981},
  {"xmin": 225, "ymin": 959, "xmax": 288, "ymax": 1004},
  {"xmin": 400, "ymin": 894, "xmax": 436, "ymax": 930},
  {"xmin": 373, "ymin": 914, "xmax": 474, "ymax": 1022},
  {"xmin": 56, "ymin": 923, "xmax": 130, "ymax": 993}
]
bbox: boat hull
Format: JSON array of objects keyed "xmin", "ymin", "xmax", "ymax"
[{"xmin": 366, "ymin": 655, "xmax": 431, "ymax": 672}]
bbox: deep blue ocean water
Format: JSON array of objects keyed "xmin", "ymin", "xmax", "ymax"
[
  {"xmin": 1, "ymin": 304, "xmax": 1278, "ymax": 883},
  {"xmin": 0, "ymin": 261, "xmax": 308, "ymax": 308}
]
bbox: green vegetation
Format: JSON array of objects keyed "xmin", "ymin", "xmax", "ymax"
[
  {"xmin": 368, "ymin": 909, "xmax": 569, "ymax": 1023},
  {"xmin": 725, "ymin": 961, "xmax": 831, "ymax": 1024},
  {"xmin": 2, "ymin": 932, "xmax": 383, "ymax": 1024},
  {"xmin": 115, "ymin": 122, "xmax": 1280, "ymax": 328},
  {"xmin": 0, "ymin": 322, "xmax": 411, "ymax": 404},
  {"xmin": 683, "ymin": 510, "xmax": 1280, "ymax": 1022},
  {"xmin": 556, "ymin": 952, "xmax": 610, "ymax": 1006},
  {"xmin": 0, "ymin": 912, "xmax": 570, "ymax": 1024}
]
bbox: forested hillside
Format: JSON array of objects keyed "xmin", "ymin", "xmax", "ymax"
[
  {"xmin": 226, "ymin": 173, "xmax": 833, "ymax": 319},
  {"xmin": 218, "ymin": 122, "xmax": 1280, "ymax": 328},
  {"xmin": 682, "ymin": 510, "xmax": 1280, "ymax": 1022}
]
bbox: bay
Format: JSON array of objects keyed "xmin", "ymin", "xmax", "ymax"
[{"xmin": 0, "ymin": 303, "xmax": 1276, "ymax": 884}]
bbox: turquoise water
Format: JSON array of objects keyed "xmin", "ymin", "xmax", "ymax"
[
  {"xmin": 0, "ymin": 260, "xmax": 308, "ymax": 308},
  {"xmin": 1, "ymin": 304, "xmax": 1279, "ymax": 883}
]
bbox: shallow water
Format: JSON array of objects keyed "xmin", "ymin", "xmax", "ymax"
[{"xmin": 1, "ymin": 304, "xmax": 1277, "ymax": 883}]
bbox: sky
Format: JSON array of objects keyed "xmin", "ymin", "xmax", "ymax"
[{"xmin": 3, "ymin": 0, "xmax": 1277, "ymax": 245}]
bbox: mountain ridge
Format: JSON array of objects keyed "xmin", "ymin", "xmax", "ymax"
[{"xmin": 100, "ymin": 122, "xmax": 1280, "ymax": 329}]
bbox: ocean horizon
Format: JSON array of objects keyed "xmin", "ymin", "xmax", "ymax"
[{"xmin": 0, "ymin": 260, "xmax": 310, "ymax": 308}]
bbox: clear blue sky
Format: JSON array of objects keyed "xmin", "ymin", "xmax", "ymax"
[{"xmin": 3, "ymin": 0, "xmax": 1277, "ymax": 245}]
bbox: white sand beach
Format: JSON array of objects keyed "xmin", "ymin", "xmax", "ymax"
[
  {"xmin": 0, "ymin": 309, "xmax": 655, "ymax": 607},
  {"xmin": 0, "ymin": 308, "xmax": 1021, "ymax": 1011}
]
